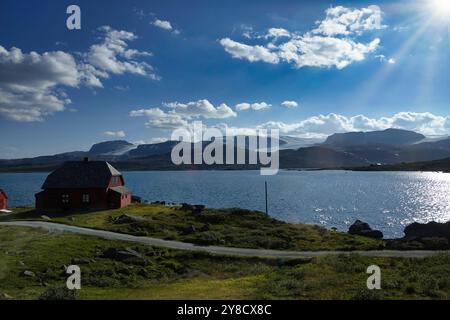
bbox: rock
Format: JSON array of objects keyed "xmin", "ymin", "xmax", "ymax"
[
  {"xmin": 0, "ymin": 293, "xmax": 14, "ymax": 300},
  {"xmin": 38, "ymin": 286, "xmax": 77, "ymax": 300},
  {"xmin": 200, "ymin": 223, "xmax": 211, "ymax": 232},
  {"xmin": 180, "ymin": 203, "xmax": 205, "ymax": 214},
  {"xmin": 151, "ymin": 200, "xmax": 166, "ymax": 205},
  {"xmin": 386, "ymin": 239, "xmax": 425, "ymax": 250},
  {"xmin": 20, "ymin": 270, "xmax": 35, "ymax": 277},
  {"xmin": 348, "ymin": 220, "xmax": 383, "ymax": 239},
  {"xmin": 132, "ymin": 195, "xmax": 142, "ymax": 203},
  {"xmin": 358, "ymin": 229, "xmax": 384, "ymax": 239},
  {"xmin": 182, "ymin": 225, "xmax": 197, "ymax": 235},
  {"xmin": 103, "ymin": 247, "xmax": 147, "ymax": 265},
  {"xmin": 349, "ymin": 220, "xmax": 371, "ymax": 234},
  {"xmin": 40, "ymin": 215, "xmax": 51, "ymax": 221},
  {"xmin": 19, "ymin": 261, "xmax": 25, "ymax": 266},
  {"xmin": 404, "ymin": 221, "xmax": 450, "ymax": 240},
  {"xmin": 71, "ymin": 258, "xmax": 91, "ymax": 265},
  {"xmin": 139, "ymin": 268, "xmax": 150, "ymax": 278},
  {"xmin": 419, "ymin": 237, "xmax": 449, "ymax": 249},
  {"xmin": 113, "ymin": 214, "xmax": 146, "ymax": 224}
]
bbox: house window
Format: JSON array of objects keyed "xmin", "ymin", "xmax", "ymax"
[
  {"xmin": 62, "ymin": 194, "xmax": 69, "ymax": 204},
  {"xmin": 112, "ymin": 176, "xmax": 120, "ymax": 185},
  {"xmin": 82, "ymin": 194, "xmax": 90, "ymax": 203}
]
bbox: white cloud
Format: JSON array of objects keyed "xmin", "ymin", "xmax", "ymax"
[
  {"xmin": 312, "ymin": 5, "xmax": 385, "ymax": 36},
  {"xmin": 0, "ymin": 46, "xmax": 79, "ymax": 121},
  {"xmin": 87, "ymin": 26, "xmax": 158, "ymax": 80},
  {"xmin": 0, "ymin": 26, "xmax": 158, "ymax": 122},
  {"xmin": 220, "ymin": 5, "xmax": 384, "ymax": 70},
  {"xmin": 130, "ymin": 99, "xmax": 237, "ymax": 130},
  {"xmin": 265, "ymin": 28, "xmax": 291, "ymax": 39},
  {"xmin": 235, "ymin": 102, "xmax": 271, "ymax": 111},
  {"xmin": 279, "ymin": 35, "xmax": 380, "ymax": 69},
  {"xmin": 256, "ymin": 112, "xmax": 450, "ymax": 138},
  {"xmin": 150, "ymin": 137, "xmax": 169, "ymax": 143},
  {"xmin": 152, "ymin": 19, "xmax": 173, "ymax": 31},
  {"xmin": 132, "ymin": 111, "xmax": 450, "ymax": 141},
  {"xmin": 281, "ymin": 101, "xmax": 298, "ymax": 108},
  {"xmin": 376, "ymin": 54, "xmax": 396, "ymax": 64},
  {"xmin": 151, "ymin": 18, "xmax": 180, "ymax": 34},
  {"xmin": 164, "ymin": 100, "xmax": 237, "ymax": 119},
  {"xmin": 219, "ymin": 38, "xmax": 280, "ymax": 64},
  {"xmin": 103, "ymin": 130, "xmax": 126, "ymax": 138}
]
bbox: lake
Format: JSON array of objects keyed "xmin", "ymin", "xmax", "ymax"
[{"xmin": 1, "ymin": 170, "xmax": 450, "ymax": 238}]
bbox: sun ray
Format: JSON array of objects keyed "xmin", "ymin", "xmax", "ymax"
[{"xmin": 353, "ymin": 16, "xmax": 435, "ymax": 111}]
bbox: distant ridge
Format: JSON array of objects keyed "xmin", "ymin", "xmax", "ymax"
[
  {"xmin": 3, "ymin": 129, "xmax": 450, "ymax": 172},
  {"xmin": 89, "ymin": 140, "xmax": 136, "ymax": 156},
  {"xmin": 324, "ymin": 128, "xmax": 425, "ymax": 147}
]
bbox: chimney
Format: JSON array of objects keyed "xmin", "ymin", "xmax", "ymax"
[{"xmin": 84, "ymin": 157, "xmax": 89, "ymax": 163}]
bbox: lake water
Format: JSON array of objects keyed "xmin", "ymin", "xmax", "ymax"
[{"xmin": 1, "ymin": 170, "xmax": 450, "ymax": 238}]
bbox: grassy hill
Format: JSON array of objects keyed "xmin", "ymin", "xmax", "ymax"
[
  {"xmin": 4, "ymin": 204, "xmax": 382, "ymax": 251},
  {"xmin": 1, "ymin": 225, "xmax": 450, "ymax": 300}
]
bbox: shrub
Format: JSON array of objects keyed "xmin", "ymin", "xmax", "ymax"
[
  {"xmin": 351, "ymin": 289, "xmax": 384, "ymax": 300},
  {"xmin": 190, "ymin": 231, "xmax": 224, "ymax": 246},
  {"xmin": 38, "ymin": 286, "xmax": 78, "ymax": 300}
]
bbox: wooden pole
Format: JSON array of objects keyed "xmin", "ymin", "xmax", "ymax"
[{"xmin": 265, "ymin": 181, "xmax": 268, "ymax": 215}]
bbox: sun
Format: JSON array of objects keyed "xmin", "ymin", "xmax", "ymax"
[{"xmin": 428, "ymin": 0, "xmax": 450, "ymax": 20}]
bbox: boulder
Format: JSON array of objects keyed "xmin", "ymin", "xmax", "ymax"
[
  {"xmin": 71, "ymin": 258, "xmax": 91, "ymax": 265},
  {"xmin": 151, "ymin": 200, "xmax": 166, "ymax": 205},
  {"xmin": 0, "ymin": 293, "xmax": 14, "ymax": 300},
  {"xmin": 20, "ymin": 270, "xmax": 35, "ymax": 277},
  {"xmin": 132, "ymin": 195, "xmax": 142, "ymax": 203},
  {"xmin": 348, "ymin": 220, "xmax": 383, "ymax": 239},
  {"xmin": 40, "ymin": 215, "xmax": 51, "ymax": 221},
  {"xmin": 113, "ymin": 214, "xmax": 146, "ymax": 224},
  {"xmin": 200, "ymin": 223, "xmax": 211, "ymax": 232},
  {"xmin": 404, "ymin": 221, "xmax": 450, "ymax": 240},
  {"xmin": 182, "ymin": 225, "xmax": 197, "ymax": 235},
  {"xmin": 180, "ymin": 203, "xmax": 205, "ymax": 214},
  {"xmin": 103, "ymin": 247, "xmax": 147, "ymax": 265}
]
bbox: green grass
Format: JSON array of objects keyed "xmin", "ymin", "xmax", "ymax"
[
  {"xmin": 3, "ymin": 204, "xmax": 383, "ymax": 251},
  {"xmin": 0, "ymin": 225, "xmax": 450, "ymax": 300}
]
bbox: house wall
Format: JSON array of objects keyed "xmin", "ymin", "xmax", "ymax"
[
  {"xmin": 108, "ymin": 190, "xmax": 132, "ymax": 208},
  {"xmin": 108, "ymin": 176, "xmax": 125, "ymax": 188},
  {"xmin": 36, "ymin": 188, "xmax": 110, "ymax": 211},
  {"xmin": 120, "ymin": 192, "xmax": 132, "ymax": 207},
  {"xmin": 0, "ymin": 195, "xmax": 6, "ymax": 210},
  {"xmin": 36, "ymin": 187, "xmax": 132, "ymax": 211}
]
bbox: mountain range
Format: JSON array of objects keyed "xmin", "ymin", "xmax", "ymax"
[{"xmin": 2, "ymin": 128, "xmax": 450, "ymax": 172}]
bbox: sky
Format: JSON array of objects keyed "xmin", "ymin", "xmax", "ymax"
[{"xmin": 0, "ymin": 0, "xmax": 450, "ymax": 158}]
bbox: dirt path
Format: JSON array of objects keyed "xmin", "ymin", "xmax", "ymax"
[{"xmin": 1, "ymin": 221, "xmax": 446, "ymax": 259}]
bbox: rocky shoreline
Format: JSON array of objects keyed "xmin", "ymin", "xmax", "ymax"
[{"xmin": 348, "ymin": 219, "xmax": 450, "ymax": 250}]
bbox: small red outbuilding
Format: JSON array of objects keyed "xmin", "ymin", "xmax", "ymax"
[{"xmin": 0, "ymin": 189, "xmax": 8, "ymax": 210}]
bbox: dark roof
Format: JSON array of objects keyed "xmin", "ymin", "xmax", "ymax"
[
  {"xmin": 42, "ymin": 161, "xmax": 122, "ymax": 189},
  {"xmin": 0, "ymin": 189, "xmax": 7, "ymax": 199},
  {"xmin": 110, "ymin": 186, "xmax": 131, "ymax": 194}
]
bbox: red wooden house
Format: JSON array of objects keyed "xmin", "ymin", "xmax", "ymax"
[
  {"xmin": 35, "ymin": 158, "xmax": 131, "ymax": 211},
  {"xmin": 0, "ymin": 189, "xmax": 7, "ymax": 210}
]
